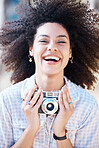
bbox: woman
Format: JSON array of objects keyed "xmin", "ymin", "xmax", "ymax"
[{"xmin": 0, "ymin": 0, "xmax": 99, "ymax": 147}]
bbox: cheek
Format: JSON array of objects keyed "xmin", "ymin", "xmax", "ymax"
[
  {"xmin": 62, "ymin": 50, "xmax": 70, "ymax": 63},
  {"xmin": 62, "ymin": 47, "xmax": 70, "ymax": 57},
  {"xmin": 33, "ymin": 48, "xmax": 43, "ymax": 62}
]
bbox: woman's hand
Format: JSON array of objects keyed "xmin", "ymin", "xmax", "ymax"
[
  {"xmin": 22, "ymin": 86, "xmax": 43, "ymax": 135},
  {"xmin": 52, "ymin": 85, "xmax": 75, "ymax": 136}
]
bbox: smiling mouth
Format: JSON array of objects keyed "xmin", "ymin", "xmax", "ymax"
[{"xmin": 44, "ymin": 56, "xmax": 60, "ymax": 62}]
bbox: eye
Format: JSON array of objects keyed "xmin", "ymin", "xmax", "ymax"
[
  {"xmin": 39, "ymin": 40, "xmax": 47, "ymax": 42},
  {"xmin": 39, "ymin": 40, "xmax": 49, "ymax": 44},
  {"xmin": 58, "ymin": 41, "xmax": 66, "ymax": 44}
]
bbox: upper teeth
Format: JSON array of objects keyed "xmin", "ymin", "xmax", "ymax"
[{"xmin": 44, "ymin": 56, "xmax": 60, "ymax": 61}]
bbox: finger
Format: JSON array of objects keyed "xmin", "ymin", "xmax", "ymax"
[
  {"xmin": 24, "ymin": 91, "xmax": 29, "ymax": 99},
  {"xmin": 62, "ymin": 86, "xmax": 70, "ymax": 110},
  {"xmin": 25, "ymin": 85, "xmax": 37, "ymax": 104},
  {"xmin": 30, "ymin": 88, "xmax": 42, "ymax": 106},
  {"xmin": 64, "ymin": 86, "xmax": 73, "ymax": 108},
  {"xmin": 63, "ymin": 86, "xmax": 74, "ymax": 112},
  {"xmin": 22, "ymin": 90, "xmax": 30, "ymax": 108},
  {"xmin": 33, "ymin": 91, "xmax": 43, "ymax": 112},
  {"xmin": 58, "ymin": 91, "xmax": 65, "ymax": 109},
  {"xmin": 22, "ymin": 89, "xmax": 30, "ymax": 102},
  {"xmin": 67, "ymin": 91, "xmax": 72, "ymax": 105},
  {"xmin": 65, "ymin": 86, "xmax": 71, "ymax": 102}
]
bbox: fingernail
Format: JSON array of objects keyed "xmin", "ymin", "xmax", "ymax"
[
  {"xmin": 60, "ymin": 90, "xmax": 63, "ymax": 95},
  {"xmin": 61, "ymin": 87, "xmax": 64, "ymax": 91},
  {"xmin": 39, "ymin": 87, "xmax": 42, "ymax": 92},
  {"xmin": 40, "ymin": 91, "xmax": 43, "ymax": 98},
  {"xmin": 64, "ymin": 85, "xmax": 67, "ymax": 88}
]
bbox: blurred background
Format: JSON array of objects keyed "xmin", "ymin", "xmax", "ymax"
[{"xmin": 0, "ymin": 0, "xmax": 99, "ymax": 102}]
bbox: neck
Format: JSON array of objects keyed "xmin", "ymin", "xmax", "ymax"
[{"xmin": 35, "ymin": 73, "xmax": 65, "ymax": 91}]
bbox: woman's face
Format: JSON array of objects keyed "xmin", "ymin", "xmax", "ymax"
[{"xmin": 30, "ymin": 22, "xmax": 72, "ymax": 76}]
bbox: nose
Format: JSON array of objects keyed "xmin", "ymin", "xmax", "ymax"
[
  {"xmin": 47, "ymin": 47, "xmax": 58, "ymax": 52},
  {"xmin": 47, "ymin": 40, "xmax": 59, "ymax": 52}
]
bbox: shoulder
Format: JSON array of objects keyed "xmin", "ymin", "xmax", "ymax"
[
  {"xmin": 0, "ymin": 74, "xmax": 35, "ymax": 103},
  {"xmin": 66, "ymin": 77, "xmax": 99, "ymax": 120},
  {"xmin": 66, "ymin": 77, "xmax": 98, "ymax": 106},
  {"xmin": 0, "ymin": 80, "xmax": 23, "ymax": 105}
]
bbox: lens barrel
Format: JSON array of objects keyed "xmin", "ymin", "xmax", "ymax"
[{"xmin": 41, "ymin": 98, "xmax": 58, "ymax": 115}]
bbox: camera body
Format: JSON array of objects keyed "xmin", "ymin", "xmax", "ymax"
[{"xmin": 35, "ymin": 90, "xmax": 60, "ymax": 115}]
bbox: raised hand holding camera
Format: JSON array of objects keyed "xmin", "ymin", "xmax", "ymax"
[
  {"xmin": 52, "ymin": 85, "xmax": 75, "ymax": 137},
  {"xmin": 22, "ymin": 86, "xmax": 43, "ymax": 134}
]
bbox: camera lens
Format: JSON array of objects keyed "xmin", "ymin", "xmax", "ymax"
[
  {"xmin": 47, "ymin": 103, "xmax": 54, "ymax": 111},
  {"xmin": 41, "ymin": 98, "xmax": 58, "ymax": 115}
]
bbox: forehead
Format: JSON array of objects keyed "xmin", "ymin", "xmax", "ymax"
[{"xmin": 35, "ymin": 22, "xmax": 69, "ymax": 38}]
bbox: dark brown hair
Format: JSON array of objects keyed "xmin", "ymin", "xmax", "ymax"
[{"xmin": 0, "ymin": 0, "xmax": 99, "ymax": 89}]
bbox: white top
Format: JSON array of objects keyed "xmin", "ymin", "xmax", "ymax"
[{"xmin": 0, "ymin": 74, "xmax": 99, "ymax": 148}]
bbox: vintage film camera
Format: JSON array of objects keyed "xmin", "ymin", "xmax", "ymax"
[{"xmin": 35, "ymin": 90, "xmax": 60, "ymax": 115}]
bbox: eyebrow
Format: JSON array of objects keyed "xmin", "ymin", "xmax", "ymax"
[
  {"xmin": 38, "ymin": 34, "xmax": 68, "ymax": 39},
  {"xmin": 39, "ymin": 35, "xmax": 49, "ymax": 38},
  {"xmin": 57, "ymin": 35, "xmax": 68, "ymax": 39}
]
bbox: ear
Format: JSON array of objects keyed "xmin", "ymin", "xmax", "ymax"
[
  {"xmin": 69, "ymin": 48, "xmax": 72, "ymax": 58},
  {"xmin": 29, "ymin": 46, "xmax": 33, "ymax": 56}
]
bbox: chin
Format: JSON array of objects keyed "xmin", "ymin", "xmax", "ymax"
[{"xmin": 43, "ymin": 69, "xmax": 63, "ymax": 76}]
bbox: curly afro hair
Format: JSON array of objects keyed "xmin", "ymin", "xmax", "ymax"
[{"xmin": 0, "ymin": 0, "xmax": 99, "ymax": 89}]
